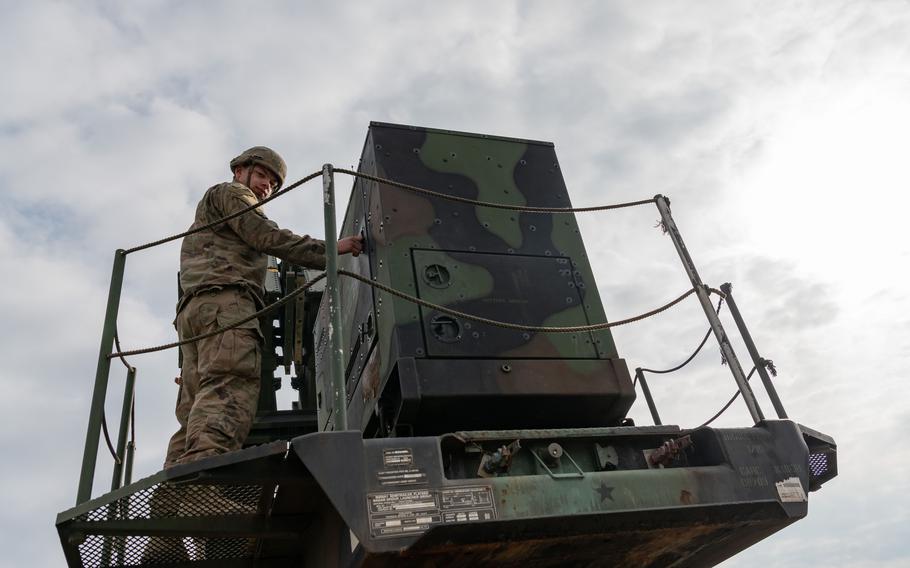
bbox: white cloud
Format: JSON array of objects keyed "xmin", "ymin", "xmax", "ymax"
[{"xmin": 2, "ymin": 1, "xmax": 909, "ymax": 566}]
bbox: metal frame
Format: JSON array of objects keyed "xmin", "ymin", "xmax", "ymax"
[
  {"xmin": 322, "ymin": 164, "xmax": 348, "ymax": 432},
  {"xmin": 110, "ymin": 366, "xmax": 136, "ymax": 491},
  {"xmin": 721, "ymin": 282, "xmax": 788, "ymax": 419},
  {"xmin": 651, "ymin": 195, "xmax": 767, "ymax": 425},
  {"xmin": 77, "ymin": 249, "xmax": 127, "ymax": 504},
  {"xmin": 73, "ymin": 184, "xmax": 783, "ymax": 507}
]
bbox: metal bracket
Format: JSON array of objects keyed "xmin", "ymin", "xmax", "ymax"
[{"xmin": 531, "ymin": 444, "xmax": 585, "ymax": 479}]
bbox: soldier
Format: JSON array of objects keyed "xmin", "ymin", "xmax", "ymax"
[{"xmin": 165, "ymin": 146, "xmax": 363, "ymax": 468}]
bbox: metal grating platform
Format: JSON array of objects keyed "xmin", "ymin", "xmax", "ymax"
[
  {"xmin": 73, "ymin": 482, "xmax": 263, "ymax": 567},
  {"xmin": 78, "ymin": 534, "xmax": 255, "ymax": 567},
  {"xmin": 57, "ymin": 441, "xmax": 305, "ymax": 568}
]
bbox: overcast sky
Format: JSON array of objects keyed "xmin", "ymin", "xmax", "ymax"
[{"xmin": 1, "ymin": 1, "xmax": 908, "ymax": 566}]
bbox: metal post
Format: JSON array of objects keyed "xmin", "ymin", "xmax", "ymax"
[
  {"xmin": 77, "ymin": 249, "xmax": 127, "ymax": 504},
  {"xmin": 110, "ymin": 366, "xmax": 136, "ymax": 491},
  {"xmin": 720, "ymin": 283, "xmax": 788, "ymax": 419},
  {"xmin": 635, "ymin": 368, "xmax": 662, "ymax": 425},
  {"xmin": 124, "ymin": 441, "xmax": 135, "ymax": 486},
  {"xmin": 654, "ymin": 196, "xmax": 765, "ymax": 424},
  {"xmin": 322, "ymin": 164, "xmax": 348, "ymax": 431}
]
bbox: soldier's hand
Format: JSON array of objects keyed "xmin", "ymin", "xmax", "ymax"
[{"xmin": 338, "ymin": 234, "xmax": 364, "ymax": 257}]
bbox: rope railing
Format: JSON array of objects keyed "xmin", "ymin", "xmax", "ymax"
[
  {"xmin": 335, "ymin": 168, "xmax": 657, "ymax": 213},
  {"xmin": 122, "ymin": 169, "xmax": 656, "ymax": 256},
  {"xmin": 682, "ymin": 357, "xmax": 776, "ymax": 432},
  {"xmin": 108, "ymin": 270, "xmax": 715, "ymax": 358},
  {"xmin": 108, "ymin": 169, "xmax": 667, "ymax": 358},
  {"xmin": 122, "ymin": 170, "xmax": 324, "ymax": 255},
  {"xmin": 109, "ymin": 273, "xmax": 328, "ymax": 358}
]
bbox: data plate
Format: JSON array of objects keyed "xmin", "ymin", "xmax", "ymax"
[{"xmin": 367, "ymin": 486, "xmax": 496, "ymax": 539}]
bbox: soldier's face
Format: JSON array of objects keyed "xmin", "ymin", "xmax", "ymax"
[{"xmin": 235, "ymin": 165, "xmax": 278, "ymax": 200}]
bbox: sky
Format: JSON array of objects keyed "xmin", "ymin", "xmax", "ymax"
[{"xmin": 1, "ymin": 1, "xmax": 908, "ymax": 566}]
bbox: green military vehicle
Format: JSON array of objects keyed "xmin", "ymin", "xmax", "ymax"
[{"xmin": 56, "ymin": 122, "xmax": 837, "ymax": 567}]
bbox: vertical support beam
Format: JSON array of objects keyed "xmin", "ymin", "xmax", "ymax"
[
  {"xmin": 77, "ymin": 249, "xmax": 127, "ymax": 504},
  {"xmin": 654, "ymin": 196, "xmax": 765, "ymax": 424},
  {"xmin": 720, "ymin": 283, "xmax": 788, "ymax": 419},
  {"xmin": 124, "ymin": 441, "xmax": 135, "ymax": 486},
  {"xmin": 323, "ymin": 164, "xmax": 348, "ymax": 431},
  {"xmin": 635, "ymin": 368, "xmax": 662, "ymax": 425},
  {"xmin": 110, "ymin": 366, "xmax": 136, "ymax": 491}
]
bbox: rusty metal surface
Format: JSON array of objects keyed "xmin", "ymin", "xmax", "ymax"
[{"xmin": 356, "ymin": 507, "xmax": 794, "ymax": 568}]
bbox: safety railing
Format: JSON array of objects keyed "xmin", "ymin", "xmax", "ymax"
[{"xmin": 75, "ymin": 164, "xmax": 788, "ymax": 505}]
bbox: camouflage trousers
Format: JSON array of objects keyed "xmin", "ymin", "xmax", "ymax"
[{"xmin": 164, "ymin": 287, "xmax": 262, "ymax": 468}]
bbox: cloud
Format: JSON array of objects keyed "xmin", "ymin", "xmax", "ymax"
[{"xmin": 2, "ymin": 1, "xmax": 909, "ymax": 567}]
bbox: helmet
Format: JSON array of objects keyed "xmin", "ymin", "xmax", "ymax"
[{"xmin": 229, "ymin": 146, "xmax": 287, "ymax": 189}]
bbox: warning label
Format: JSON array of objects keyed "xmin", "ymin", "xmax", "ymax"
[
  {"xmin": 377, "ymin": 448, "xmax": 426, "ymax": 486},
  {"xmin": 377, "ymin": 468, "xmax": 427, "ymax": 486},
  {"xmin": 367, "ymin": 486, "xmax": 496, "ymax": 539},
  {"xmin": 383, "ymin": 448, "xmax": 414, "ymax": 468},
  {"xmin": 775, "ymin": 477, "xmax": 808, "ymax": 502}
]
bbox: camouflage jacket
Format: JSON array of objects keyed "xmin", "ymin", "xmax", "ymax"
[{"xmin": 178, "ymin": 181, "xmax": 326, "ymax": 311}]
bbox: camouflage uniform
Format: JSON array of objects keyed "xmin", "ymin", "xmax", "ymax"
[{"xmin": 164, "ymin": 181, "xmax": 326, "ymax": 468}]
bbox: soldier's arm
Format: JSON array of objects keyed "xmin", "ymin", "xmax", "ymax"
[{"xmin": 215, "ymin": 184, "xmax": 327, "ymax": 269}]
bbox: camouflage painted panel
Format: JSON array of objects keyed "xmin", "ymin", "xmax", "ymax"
[{"xmin": 366, "ymin": 123, "xmax": 618, "ymax": 375}]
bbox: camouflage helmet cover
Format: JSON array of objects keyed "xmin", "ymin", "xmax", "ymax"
[{"xmin": 230, "ymin": 146, "xmax": 287, "ymax": 189}]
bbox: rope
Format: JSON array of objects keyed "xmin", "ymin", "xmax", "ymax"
[
  {"xmin": 113, "ymin": 333, "xmax": 135, "ymax": 372},
  {"xmin": 684, "ymin": 366, "xmax": 758, "ymax": 432},
  {"xmin": 338, "ymin": 269, "xmax": 704, "ymax": 333},
  {"xmin": 335, "ymin": 168, "xmax": 656, "ymax": 213},
  {"xmin": 122, "ymin": 170, "xmax": 324, "ymax": 255},
  {"xmin": 107, "ymin": 272, "xmax": 327, "ymax": 358},
  {"xmin": 122, "ymin": 168, "xmax": 656, "ymax": 257},
  {"xmin": 110, "ymin": 269, "xmax": 712, "ymax": 356},
  {"xmin": 100, "ymin": 413, "xmax": 121, "ymax": 465},
  {"xmin": 638, "ymin": 296, "xmax": 725, "ymax": 375}
]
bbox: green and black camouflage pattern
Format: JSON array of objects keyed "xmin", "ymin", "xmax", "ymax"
[{"xmin": 315, "ymin": 123, "xmax": 634, "ymax": 435}]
